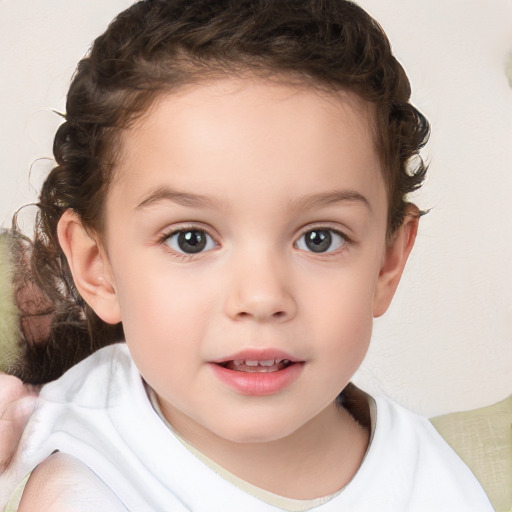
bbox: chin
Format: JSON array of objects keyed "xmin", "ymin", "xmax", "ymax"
[{"xmin": 211, "ymin": 415, "xmax": 303, "ymax": 445}]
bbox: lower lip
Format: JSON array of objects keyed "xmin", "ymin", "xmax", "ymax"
[{"xmin": 209, "ymin": 362, "xmax": 304, "ymax": 396}]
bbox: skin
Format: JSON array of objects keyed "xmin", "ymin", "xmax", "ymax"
[
  {"xmin": 20, "ymin": 78, "xmax": 418, "ymax": 508},
  {"xmin": 0, "ymin": 374, "xmax": 37, "ymax": 474}
]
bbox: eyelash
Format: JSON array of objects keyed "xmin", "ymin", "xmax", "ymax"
[
  {"xmin": 294, "ymin": 226, "xmax": 350, "ymax": 256},
  {"xmin": 156, "ymin": 225, "xmax": 351, "ymax": 260},
  {"xmin": 156, "ymin": 225, "xmax": 218, "ymax": 261}
]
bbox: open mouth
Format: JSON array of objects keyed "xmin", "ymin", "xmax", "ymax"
[
  {"xmin": 219, "ymin": 358, "xmax": 293, "ymax": 373},
  {"xmin": 211, "ymin": 355, "xmax": 304, "ymax": 395}
]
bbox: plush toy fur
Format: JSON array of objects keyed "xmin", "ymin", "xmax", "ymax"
[{"xmin": 0, "ymin": 232, "xmax": 22, "ymax": 373}]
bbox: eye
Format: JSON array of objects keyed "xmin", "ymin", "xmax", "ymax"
[
  {"xmin": 295, "ymin": 228, "xmax": 346, "ymax": 254},
  {"xmin": 164, "ymin": 229, "xmax": 216, "ymax": 254}
]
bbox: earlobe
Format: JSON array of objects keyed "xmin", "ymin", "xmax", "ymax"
[
  {"xmin": 57, "ymin": 210, "xmax": 121, "ymax": 324},
  {"xmin": 373, "ymin": 208, "xmax": 419, "ymax": 318}
]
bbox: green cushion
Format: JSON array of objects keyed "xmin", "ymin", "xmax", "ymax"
[{"xmin": 431, "ymin": 395, "xmax": 512, "ymax": 512}]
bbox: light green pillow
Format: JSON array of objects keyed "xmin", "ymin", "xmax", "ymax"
[{"xmin": 431, "ymin": 395, "xmax": 512, "ymax": 512}]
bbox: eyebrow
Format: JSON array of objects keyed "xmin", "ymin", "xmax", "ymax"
[
  {"xmin": 289, "ymin": 189, "xmax": 371, "ymax": 213},
  {"xmin": 136, "ymin": 186, "xmax": 221, "ymax": 210},
  {"xmin": 136, "ymin": 186, "xmax": 371, "ymax": 213}
]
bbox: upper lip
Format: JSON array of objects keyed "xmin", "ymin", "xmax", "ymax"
[{"xmin": 210, "ymin": 349, "xmax": 302, "ymax": 364}]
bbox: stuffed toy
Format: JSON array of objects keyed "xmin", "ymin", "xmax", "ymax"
[
  {"xmin": 0, "ymin": 229, "xmax": 56, "ymax": 380},
  {"xmin": 0, "ymin": 231, "xmax": 22, "ymax": 374}
]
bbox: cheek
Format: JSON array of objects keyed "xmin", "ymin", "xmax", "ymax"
[
  {"xmin": 307, "ymin": 288, "xmax": 373, "ymax": 398},
  {"xmin": 318, "ymin": 298, "xmax": 373, "ymax": 367},
  {"xmin": 301, "ymin": 262, "xmax": 377, "ymax": 356},
  {"xmin": 115, "ymin": 269, "xmax": 216, "ymax": 363}
]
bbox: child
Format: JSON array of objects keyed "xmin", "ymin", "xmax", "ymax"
[{"xmin": 0, "ymin": 0, "xmax": 493, "ymax": 510}]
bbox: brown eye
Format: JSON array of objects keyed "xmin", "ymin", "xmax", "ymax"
[
  {"xmin": 165, "ymin": 229, "xmax": 215, "ymax": 254},
  {"xmin": 296, "ymin": 229, "xmax": 346, "ymax": 253}
]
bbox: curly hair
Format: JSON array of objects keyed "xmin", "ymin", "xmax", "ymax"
[{"xmin": 15, "ymin": 0, "xmax": 429, "ymax": 383}]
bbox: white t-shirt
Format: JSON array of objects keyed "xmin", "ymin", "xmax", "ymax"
[{"xmin": 0, "ymin": 344, "xmax": 493, "ymax": 512}]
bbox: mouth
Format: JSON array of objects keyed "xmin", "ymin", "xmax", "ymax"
[
  {"xmin": 218, "ymin": 358, "xmax": 294, "ymax": 373},
  {"xmin": 210, "ymin": 351, "xmax": 304, "ymax": 395}
]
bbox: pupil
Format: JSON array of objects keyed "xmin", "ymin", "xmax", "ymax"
[
  {"xmin": 305, "ymin": 230, "xmax": 331, "ymax": 253},
  {"xmin": 178, "ymin": 230, "xmax": 207, "ymax": 253}
]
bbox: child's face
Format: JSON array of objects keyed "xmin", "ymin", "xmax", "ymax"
[{"xmin": 87, "ymin": 79, "xmax": 408, "ymax": 444}]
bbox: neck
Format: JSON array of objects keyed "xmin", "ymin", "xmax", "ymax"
[{"xmin": 163, "ymin": 400, "xmax": 369, "ymax": 500}]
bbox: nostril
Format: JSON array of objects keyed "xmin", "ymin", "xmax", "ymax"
[{"xmin": 234, "ymin": 310, "xmax": 287, "ymax": 321}]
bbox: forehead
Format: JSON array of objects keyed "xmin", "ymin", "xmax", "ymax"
[{"xmin": 111, "ymin": 79, "xmax": 386, "ymax": 217}]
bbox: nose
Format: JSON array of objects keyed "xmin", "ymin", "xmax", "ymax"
[{"xmin": 224, "ymin": 252, "xmax": 297, "ymax": 323}]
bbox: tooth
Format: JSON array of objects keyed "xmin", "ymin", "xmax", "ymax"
[
  {"xmin": 259, "ymin": 359, "xmax": 274, "ymax": 366},
  {"xmin": 233, "ymin": 360, "xmax": 244, "ymax": 366},
  {"xmin": 245, "ymin": 360, "xmax": 259, "ymax": 366}
]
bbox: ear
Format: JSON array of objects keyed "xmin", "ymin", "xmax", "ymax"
[
  {"xmin": 57, "ymin": 210, "xmax": 121, "ymax": 324},
  {"xmin": 373, "ymin": 207, "xmax": 419, "ymax": 317}
]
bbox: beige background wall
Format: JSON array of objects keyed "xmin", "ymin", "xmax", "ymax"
[{"xmin": 0, "ymin": 0, "xmax": 511, "ymax": 417}]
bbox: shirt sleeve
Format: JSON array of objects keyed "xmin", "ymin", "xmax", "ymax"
[{"xmin": 17, "ymin": 452, "xmax": 128, "ymax": 512}]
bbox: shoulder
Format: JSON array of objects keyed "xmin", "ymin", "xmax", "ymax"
[
  {"xmin": 366, "ymin": 393, "xmax": 493, "ymax": 509},
  {"xmin": 371, "ymin": 393, "xmax": 468, "ymax": 466},
  {"xmin": 39, "ymin": 343, "xmax": 134, "ymax": 407},
  {"xmin": 18, "ymin": 453, "xmax": 127, "ymax": 512}
]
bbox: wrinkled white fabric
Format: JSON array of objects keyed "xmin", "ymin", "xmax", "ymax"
[{"xmin": 0, "ymin": 344, "xmax": 493, "ymax": 512}]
